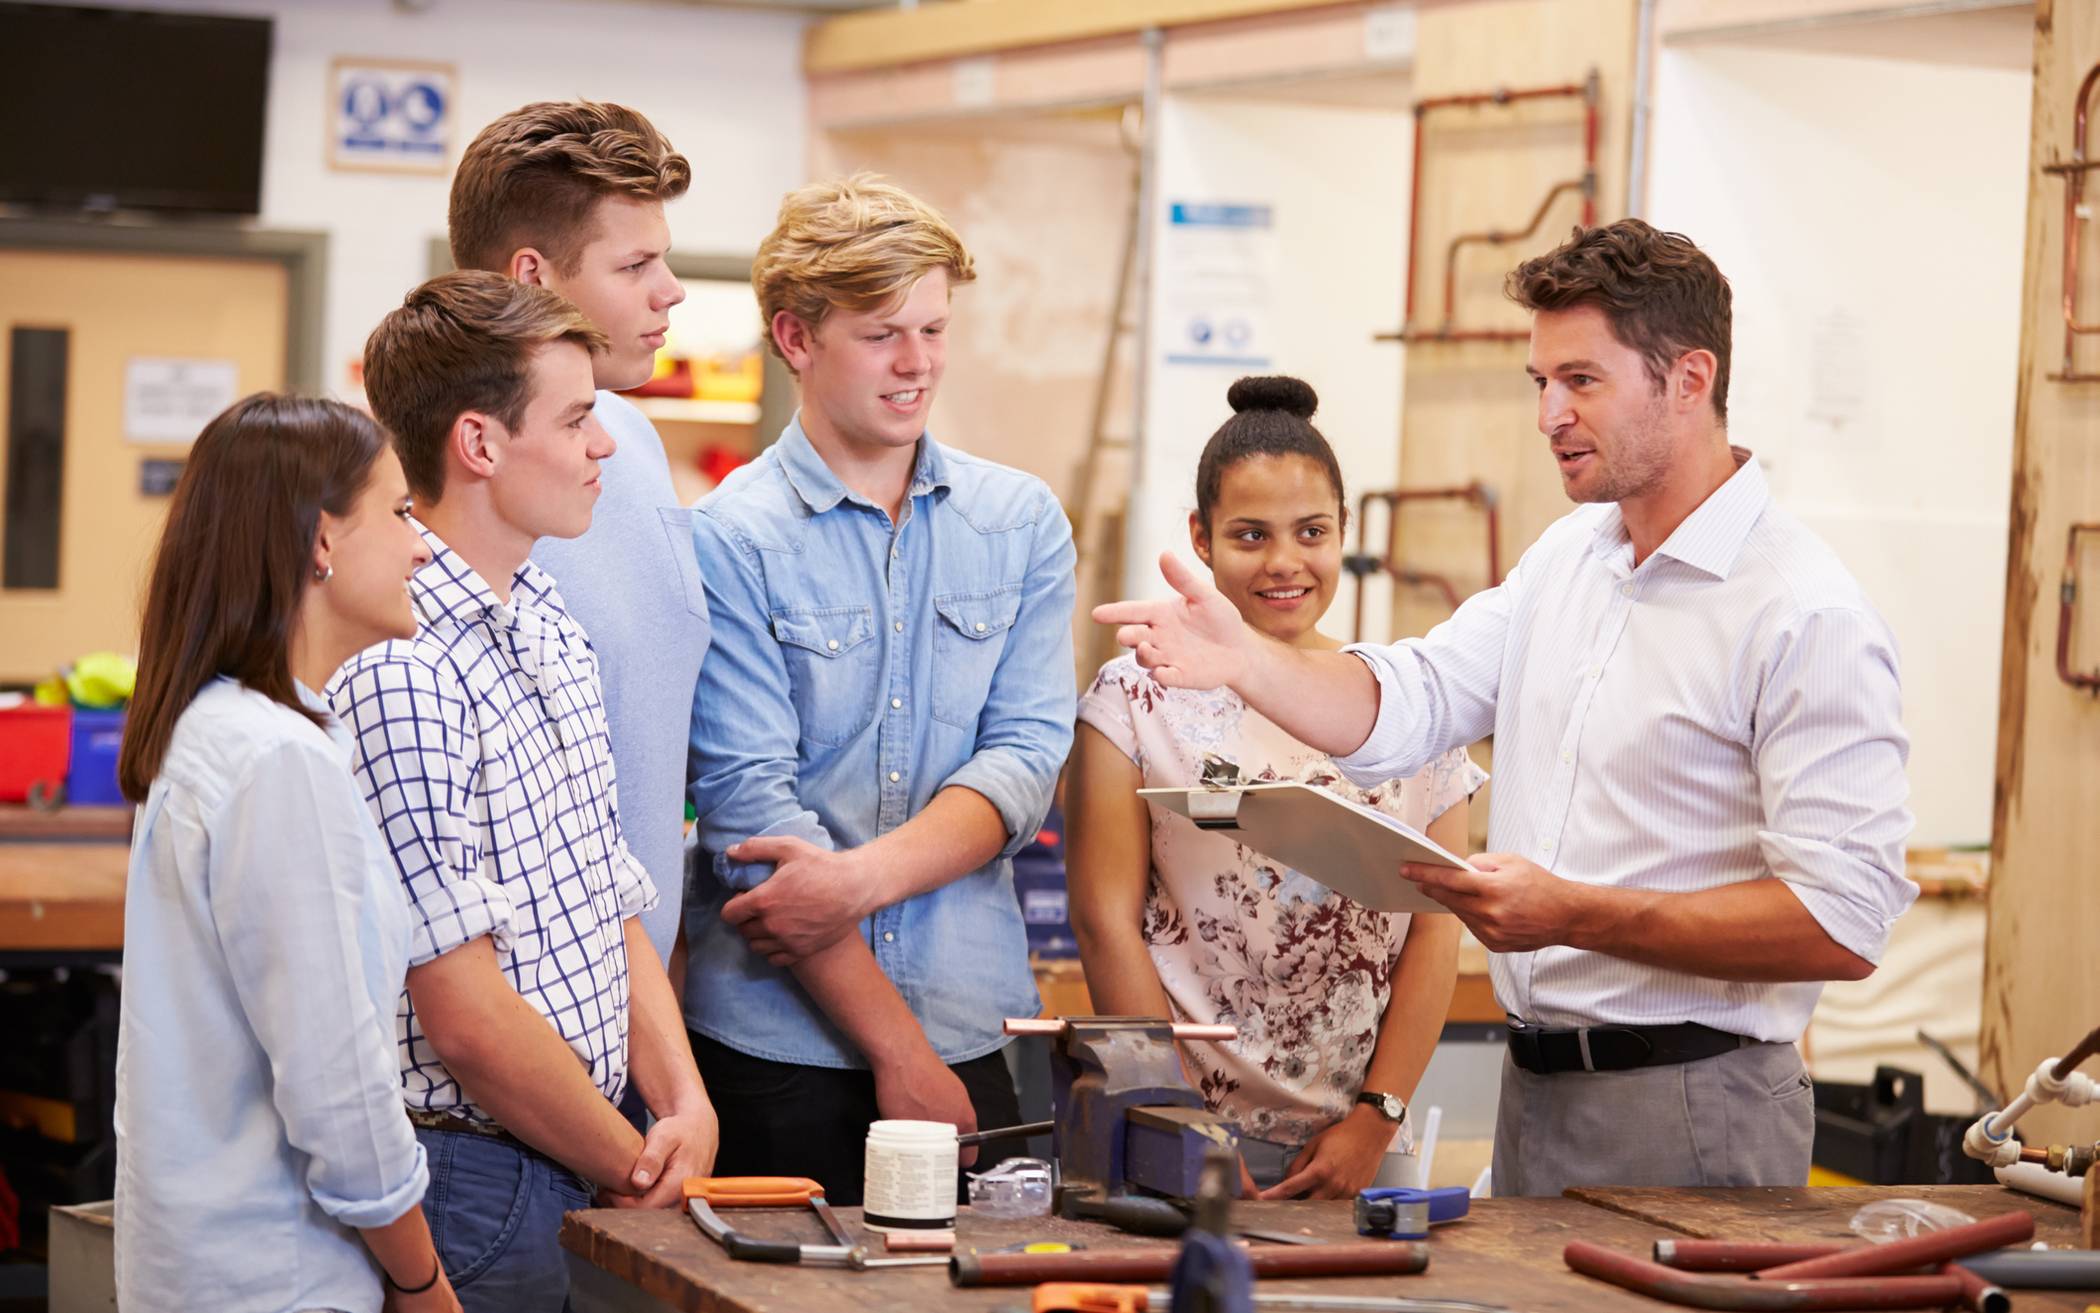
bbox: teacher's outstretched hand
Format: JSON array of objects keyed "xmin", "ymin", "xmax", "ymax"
[{"xmin": 1092, "ymin": 551, "xmax": 1257, "ymax": 690}]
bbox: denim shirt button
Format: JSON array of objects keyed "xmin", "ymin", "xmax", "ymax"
[{"xmin": 888, "ymin": 771, "xmax": 901, "ymax": 783}]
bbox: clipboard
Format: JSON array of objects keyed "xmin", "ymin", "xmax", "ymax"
[{"xmin": 1137, "ymin": 781, "xmax": 1473, "ymax": 914}]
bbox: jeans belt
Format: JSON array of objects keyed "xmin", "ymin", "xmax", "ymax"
[
  {"xmin": 1506, "ymin": 1019, "xmax": 1753, "ymax": 1074},
  {"xmin": 406, "ymin": 1107, "xmax": 533, "ymax": 1153}
]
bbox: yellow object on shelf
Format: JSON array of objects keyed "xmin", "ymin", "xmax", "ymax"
[
  {"xmin": 695, "ymin": 351, "xmax": 763, "ymax": 405},
  {"xmin": 64, "ymin": 652, "xmax": 137, "ymax": 709}
]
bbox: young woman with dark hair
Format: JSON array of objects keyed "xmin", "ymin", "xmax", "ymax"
[
  {"xmin": 115, "ymin": 393, "xmax": 459, "ymax": 1313},
  {"xmin": 1067, "ymin": 376, "xmax": 1480, "ymax": 1199}
]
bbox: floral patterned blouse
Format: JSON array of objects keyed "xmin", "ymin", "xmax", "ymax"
[{"xmin": 1078, "ymin": 653, "xmax": 1487, "ymax": 1149}]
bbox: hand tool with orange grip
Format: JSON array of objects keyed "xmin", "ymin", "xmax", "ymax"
[
  {"xmin": 681, "ymin": 1176, "xmax": 947, "ymax": 1269},
  {"xmin": 1024, "ymin": 1284, "xmax": 1507, "ymax": 1312}
]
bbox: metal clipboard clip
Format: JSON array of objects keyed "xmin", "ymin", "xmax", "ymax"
[{"xmin": 1189, "ymin": 754, "xmax": 1245, "ymax": 830}]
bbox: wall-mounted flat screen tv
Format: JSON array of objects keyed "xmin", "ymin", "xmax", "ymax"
[{"xmin": 0, "ymin": 3, "xmax": 272, "ymax": 214}]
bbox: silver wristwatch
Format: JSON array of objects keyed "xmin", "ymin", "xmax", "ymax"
[{"xmin": 1356, "ymin": 1090, "xmax": 1406, "ymax": 1123}]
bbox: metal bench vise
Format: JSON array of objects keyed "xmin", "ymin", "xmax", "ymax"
[{"xmin": 1003, "ymin": 1016, "xmax": 1241, "ymax": 1227}]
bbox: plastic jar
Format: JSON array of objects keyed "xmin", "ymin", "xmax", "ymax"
[{"xmin": 862, "ymin": 1119, "xmax": 959, "ymax": 1232}]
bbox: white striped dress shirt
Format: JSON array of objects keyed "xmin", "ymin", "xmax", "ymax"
[{"xmin": 1338, "ymin": 454, "xmax": 1916, "ymax": 1043}]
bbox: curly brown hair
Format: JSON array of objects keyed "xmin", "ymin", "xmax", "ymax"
[
  {"xmin": 1506, "ymin": 219, "xmax": 1732, "ymax": 423},
  {"xmin": 449, "ymin": 101, "xmax": 690, "ymax": 274}
]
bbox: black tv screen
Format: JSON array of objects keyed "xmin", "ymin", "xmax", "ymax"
[{"xmin": 0, "ymin": 4, "xmax": 271, "ymax": 214}]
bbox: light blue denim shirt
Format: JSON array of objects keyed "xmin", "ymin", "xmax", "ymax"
[
  {"xmin": 116, "ymin": 679, "xmax": 426, "ymax": 1313},
  {"xmin": 683, "ymin": 417, "xmax": 1076, "ymax": 1068}
]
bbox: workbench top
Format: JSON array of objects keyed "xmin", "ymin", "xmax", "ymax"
[
  {"xmin": 0, "ymin": 840, "xmax": 126, "ymax": 952},
  {"xmin": 564, "ymin": 1184, "xmax": 2100, "ymax": 1312},
  {"xmin": 564, "ymin": 1195, "xmax": 1720, "ymax": 1313}
]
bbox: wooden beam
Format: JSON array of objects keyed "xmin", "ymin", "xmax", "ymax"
[
  {"xmin": 1980, "ymin": 0, "xmax": 2100, "ymax": 1147},
  {"xmin": 805, "ymin": 0, "xmax": 1357, "ymax": 75}
]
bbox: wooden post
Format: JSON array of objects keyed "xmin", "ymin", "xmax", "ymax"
[
  {"xmin": 1981, "ymin": 0, "xmax": 2100, "ymax": 1148},
  {"xmin": 2084, "ymin": 1165, "xmax": 2099, "ymax": 1249}
]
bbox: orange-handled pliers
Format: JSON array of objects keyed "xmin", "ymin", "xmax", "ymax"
[{"xmin": 680, "ymin": 1176, "xmax": 946, "ymax": 1269}]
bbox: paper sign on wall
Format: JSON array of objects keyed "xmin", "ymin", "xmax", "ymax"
[
  {"xmin": 124, "ymin": 358, "xmax": 238, "ymax": 443},
  {"xmin": 330, "ymin": 58, "xmax": 456, "ymax": 174},
  {"xmin": 1160, "ymin": 201, "xmax": 1277, "ymax": 370}
]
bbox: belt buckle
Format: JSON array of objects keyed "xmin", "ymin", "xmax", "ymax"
[{"xmin": 1506, "ymin": 1021, "xmax": 1544, "ymax": 1071}]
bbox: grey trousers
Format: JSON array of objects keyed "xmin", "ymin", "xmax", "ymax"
[{"xmin": 1490, "ymin": 1040, "xmax": 1815, "ymax": 1198}]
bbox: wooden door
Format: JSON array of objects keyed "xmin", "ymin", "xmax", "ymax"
[{"xmin": 0, "ymin": 248, "xmax": 288, "ymax": 683}]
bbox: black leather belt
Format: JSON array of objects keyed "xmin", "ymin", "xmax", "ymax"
[{"xmin": 1506, "ymin": 1019, "xmax": 1752, "ymax": 1074}]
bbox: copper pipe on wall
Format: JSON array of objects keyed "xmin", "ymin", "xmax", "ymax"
[
  {"xmin": 2055, "ymin": 523, "xmax": 2100, "ymax": 691},
  {"xmin": 2041, "ymin": 61, "xmax": 2100, "ymax": 382},
  {"xmin": 2050, "ymin": 1021, "xmax": 2100, "ymax": 1080},
  {"xmin": 1397, "ymin": 71, "xmax": 1600, "ymax": 341},
  {"xmin": 1348, "ymin": 483, "xmax": 1502, "ymax": 642}
]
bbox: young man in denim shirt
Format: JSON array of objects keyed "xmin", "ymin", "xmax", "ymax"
[{"xmin": 683, "ymin": 176, "xmax": 1076, "ymax": 1203}]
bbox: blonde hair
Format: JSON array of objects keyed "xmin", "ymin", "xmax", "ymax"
[
  {"xmin": 363, "ymin": 271, "xmax": 609, "ymax": 501},
  {"xmin": 752, "ymin": 174, "xmax": 976, "ymax": 369},
  {"xmin": 449, "ymin": 101, "xmax": 690, "ymax": 274}
]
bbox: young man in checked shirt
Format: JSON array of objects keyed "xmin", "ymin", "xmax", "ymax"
[{"xmin": 336, "ymin": 271, "xmax": 718, "ymax": 1312}]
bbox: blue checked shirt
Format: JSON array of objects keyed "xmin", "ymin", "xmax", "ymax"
[
  {"xmin": 684, "ymin": 419, "xmax": 1076, "ymax": 1068},
  {"xmin": 331, "ymin": 524, "xmax": 657, "ymax": 1122}
]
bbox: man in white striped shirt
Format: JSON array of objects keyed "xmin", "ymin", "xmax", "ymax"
[{"xmin": 1096, "ymin": 220, "xmax": 1915, "ymax": 1196}]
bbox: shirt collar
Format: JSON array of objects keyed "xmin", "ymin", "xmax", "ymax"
[
  {"xmin": 410, "ymin": 519, "xmax": 563, "ymax": 626},
  {"xmin": 774, "ymin": 413, "xmax": 953, "ymax": 516},
  {"xmin": 1590, "ymin": 446, "xmax": 1767, "ymax": 580}
]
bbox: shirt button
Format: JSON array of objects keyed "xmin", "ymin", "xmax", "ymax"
[
  {"xmin": 891, "ymin": 697, "xmax": 903, "ymax": 709},
  {"xmin": 1543, "ymin": 840, "xmax": 1556, "ymax": 854},
  {"xmin": 974, "ymin": 621, "xmax": 987, "ymax": 633},
  {"xmin": 1561, "ymin": 748, "xmax": 1572, "ymax": 762},
  {"xmin": 883, "ymin": 931, "xmax": 895, "ymax": 943},
  {"xmin": 894, "ymin": 620, "xmax": 905, "ymax": 633},
  {"xmin": 1589, "ymin": 665, "xmax": 1603, "ymax": 679},
  {"xmin": 889, "ymin": 770, "xmax": 902, "ymax": 783},
  {"xmin": 826, "ymin": 638, "xmax": 840, "ymax": 652},
  {"xmin": 1621, "ymin": 583, "xmax": 1634, "ymax": 597}
]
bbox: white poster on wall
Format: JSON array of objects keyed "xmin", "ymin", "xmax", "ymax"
[
  {"xmin": 1158, "ymin": 201, "xmax": 1278, "ymax": 371},
  {"xmin": 124, "ymin": 358, "xmax": 238, "ymax": 443},
  {"xmin": 329, "ymin": 58, "xmax": 456, "ymax": 174}
]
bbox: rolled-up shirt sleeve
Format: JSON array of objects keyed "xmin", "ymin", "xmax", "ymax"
[
  {"xmin": 332, "ymin": 655, "xmax": 515, "ymax": 963},
  {"xmin": 1751, "ymin": 606, "xmax": 1917, "ymax": 963},
  {"xmin": 210, "ymin": 738, "xmax": 428, "ymax": 1228},
  {"xmin": 941, "ymin": 495, "xmax": 1077, "ymax": 858}
]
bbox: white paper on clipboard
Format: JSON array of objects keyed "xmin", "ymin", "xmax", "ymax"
[{"xmin": 1137, "ymin": 782, "xmax": 1474, "ymax": 914}]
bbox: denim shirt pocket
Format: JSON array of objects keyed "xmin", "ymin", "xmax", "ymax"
[
  {"xmin": 771, "ymin": 604, "xmax": 880, "ymax": 746},
  {"xmin": 930, "ymin": 584, "xmax": 1022, "ymax": 729}
]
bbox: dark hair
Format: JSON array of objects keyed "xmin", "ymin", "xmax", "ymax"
[
  {"xmin": 1505, "ymin": 218, "xmax": 1732, "ymax": 422},
  {"xmin": 119, "ymin": 394, "xmax": 386, "ymax": 801},
  {"xmin": 362, "ymin": 270, "xmax": 609, "ymax": 502},
  {"xmin": 450, "ymin": 101, "xmax": 691, "ymax": 275},
  {"xmin": 1193, "ymin": 375, "xmax": 1345, "ymax": 532}
]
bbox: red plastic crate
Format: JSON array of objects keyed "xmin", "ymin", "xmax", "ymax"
[{"xmin": 0, "ymin": 704, "xmax": 72, "ymax": 804}]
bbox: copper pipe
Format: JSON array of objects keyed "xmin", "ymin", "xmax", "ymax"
[
  {"xmin": 1566, "ymin": 1243, "xmax": 1965, "ymax": 1310},
  {"xmin": 952, "ymin": 1242, "xmax": 1428, "ymax": 1287},
  {"xmin": 1942, "ymin": 1261, "xmax": 2012, "ymax": 1313},
  {"xmin": 1581, "ymin": 69, "xmax": 1600, "ymax": 227},
  {"xmin": 1652, "ymin": 1242, "xmax": 2009, "ymax": 1310},
  {"xmin": 1399, "ymin": 76, "xmax": 1596, "ymax": 332},
  {"xmin": 1753, "ymin": 1211, "xmax": 2032, "ymax": 1281},
  {"xmin": 2046, "ymin": 62, "xmax": 2100, "ymax": 380},
  {"xmin": 2055, "ymin": 523, "xmax": 2100, "ymax": 690},
  {"xmin": 1002, "ymin": 1017, "xmax": 1237, "ymax": 1042},
  {"xmin": 1654, "ymin": 1240, "xmax": 1839, "ymax": 1273},
  {"xmin": 1376, "ymin": 327, "xmax": 1529, "ymax": 343},
  {"xmin": 2050, "ymin": 1022, "xmax": 2100, "ymax": 1080},
  {"xmin": 1349, "ymin": 484, "xmax": 1502, "ymax": 641},
  {"xmin": 1441, "ymin": 179, "xmax": 1588, "ymax": 325}
]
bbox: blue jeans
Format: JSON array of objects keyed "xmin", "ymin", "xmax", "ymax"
[{"xmin": 416, "ymin": 1127, "xmax": 593, "ymax": 1313}]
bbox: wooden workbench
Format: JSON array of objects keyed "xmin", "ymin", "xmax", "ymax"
[
  {"xmin": 0, "ymin": 841, "xmax": 126, "ymax": 955},
  {"xmin": 564, "ymin": 1184, "xmax": 2100, "ymax": 1312},
  {"xmin": 565, "ymin": 1195, "xmax": 1718, "ymax": 1313}
]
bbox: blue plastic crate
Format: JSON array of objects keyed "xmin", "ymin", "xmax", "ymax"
[{"xmin": 66, "ymin": 708, "xmax": 126, "ymax": 806}]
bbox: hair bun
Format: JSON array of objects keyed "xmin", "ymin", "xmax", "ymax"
[{"xmin": 1226, "ymin": 375, "xmax": 1318, "ymax": 420}]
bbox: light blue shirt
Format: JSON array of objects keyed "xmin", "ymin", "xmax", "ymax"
[
  {"xmin": 683, "ymin": 418, "xmax": 1076, "ymax": 1067},
  {"xmin": 531, "ymin": 390, "xmax": 709, "ymax": 962},
  {"xmin": 116, "ymin": 678, "xmax": 426, "ymax": 1313}
]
